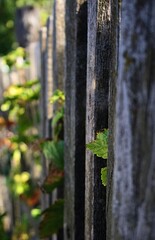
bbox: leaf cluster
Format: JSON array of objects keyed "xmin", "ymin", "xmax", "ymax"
[
  {"xmin": 39, "ymin": 90, "xmax": 65, "ymax": 238},
  {"xmin": 86, "ymin": 129, "xmax": 108, "ymax": 186}
]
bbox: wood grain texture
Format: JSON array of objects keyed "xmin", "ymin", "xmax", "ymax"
[
  {"xmin": 85, "ymin": 0, "xmax": 111, "ymax": 239},
  {"xmin": 64, "ymin": 0, "xmax": 87, "ymax": 239},
  {"xmin": 106, "ymin": 0, "xmax": 118, "ymax": 239},
  {"xmin": 113, "ymin": 1, "xmax": 155, "ymax": 239}
]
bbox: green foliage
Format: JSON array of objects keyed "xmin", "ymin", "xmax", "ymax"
[
  {"xmin": 86, "ymin": 129, "xmax": 108, "ymax": 159},
  {"xmin": 15, "ymin": 0, "xmax": 50, "ymax": 7},
  {"xmin": 101, "ymin": 167, "xmax": 107, "ymax": 187},
  {"xmin": 50, "ymin": 90, "xmax": 65, "ymax": 140},
  {"xmin": 43, "ymin": 140, "xmax": 64, "ymax": 170},
  {"xmin": 52, "ymin": 108, "xmax": 64, "ymax": 129},
  {"xmin": 8, "ymin": 171, "xmax": 31, "ymax": 196},
  {"xmin": 0, "ymin": 0, "xmax": 52, "ymax": 55},
  {"xmin": 12, "ymin": 215, "xmax": 30, "ymax": 240},
  {"xmin": 0, "ymin": 79, "xmax": 41, "ymax": 201},
  {"xmin": 31, "ymin": 208, "xmax": 41, "ymax": 219},
  {"xmin": 86, "ymin": 129, "xmax": 108, "ymax": 186},
  {"xmin": 0, "ymin": 0, "xmax": 16, "ymax": 55},
  {"xmin": 42, "ymin": 90, "xmax": 64, "ymax": 170},
  {"xmin": 39, "ymin": 90, "xmax": 65, "ymax": 237},
  {"xmin": 1, "ymin": 80, "xmax": 40, "ymax": 125},
  {"xmin": 50, "ymin": 89, "xmax": 65, "ymax": 104},
  {"xmin": 0, "ymin": 213, "xmax": 9, "ymax": 240},
  {"xmin": 1, "ymin": 47, "xmax": 29, "ymax": 70},
  {"xmin": 39, "ymin": 200, "xmax": 64, "ymax": 238}
]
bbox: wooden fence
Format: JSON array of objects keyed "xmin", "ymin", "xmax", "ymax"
[
  {"xmin": 0, "ymin": 0, "xmax": 155, "ymax": 239},
  {"xmin": 39, "ymin": 0, "xmax": 114, "ymax": 239}
]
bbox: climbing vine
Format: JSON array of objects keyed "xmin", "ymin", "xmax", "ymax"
[{"xmin": 86, "ymin": 129, "xmax": 108, "ymax": 186}]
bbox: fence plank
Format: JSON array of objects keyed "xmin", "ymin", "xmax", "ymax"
[
  {"xmin": 45, "ymin": 16, "xmax": 54, "ymax": 139},
  {"xmin": 39, "ymin": 26, "xmax": 50, "ymax": 211},
  {"xmin": 52, "ymin": 0, "xmax": 65, "ymax": 91},
  {"xmin": 113, "ymin": 1, "xmax": 155, "ymax": 239},
  {"xmin": 106, "ymin": 0, "xmax": 119, "ymax": 239},
  {"xmin": 85, "ymin": 0, "xmax": 111, "ymax": 239},
  {"xmin": 64, "ymin": 1, "xmax": 87, "ymax": 239}
]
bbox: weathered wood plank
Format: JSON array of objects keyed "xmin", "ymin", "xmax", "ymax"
[
  {"xmin": 51, "ymin": 1, "xmax": 65, "ymax": 239},
  {"xmin": 39, "ymin": 27, "xmax": 50, "ymax": 212},
  {"xmin": 85, "ymin": 0, "xmax": 111, "ymax": 239},
  {"xmin": 45, "ymin": 16, "xmax": 54, "ymax": 139},
  {"xmin": 113, "ymin": 1, "xmax": 155, "ymax": 239},
  {"xmin": 52, "ymin": 0, "xmax": 65, "ymax": 91},
  {"xmin": 106, "ymin": 0, "xmax": 118, "ymax": 239},
  {"xmin": 64, "ymin": 1, "xmax": 87, "ymax": 239}
]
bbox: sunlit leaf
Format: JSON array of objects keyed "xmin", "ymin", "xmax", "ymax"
[
  {"xmin": 86, "ymin": 129, "xmax": 108, "ymax": 159},
  {"xmin": 50, "ymin": 90, "xmax": 65, "ymax": 104},
  {"xmin": 31, "ymin": 208, "xmax": 41, "ymax": 218},
  {"xmin": 20, "ymin": 172, "xmax": 30, "ymax": 182},
  {"xmin": 12, "ymin": 149, "xmax": 21, "ymax": 165},
  {"xmin": 1, "ymin": 101, "xmax": 11, "ymax": 111},
  {"xmin": 101, "ymin": 167, "xmax": 107, "ymax": 186},
  {"xmin": 52, "ymin": 109, "xmax": 64, "ymax": 128}
]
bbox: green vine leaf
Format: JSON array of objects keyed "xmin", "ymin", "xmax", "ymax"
[
  {"xmin": 50, "ymin": 90, "xmax": 65, "ymax": 104},
  {"xmin": 86, "ymin": 129, "xmax": 108, "ymax": 159},
  {"xmin": 101, "ymin": 167, "xmax": 107, "ymax": 186},
  {"xmin": 39, "ymin": 199, "xmax": 64, "ymax": 238},
  {"xmin": 42, "ymin": 140, "xmax": 64, "ymax": 169}
]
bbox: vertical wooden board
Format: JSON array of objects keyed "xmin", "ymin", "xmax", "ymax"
[
  {"xmin": 64, "ymin": 0, "xmax": 87, "ymax": 239},
  {"xmin": 40, "ymin": 27, "xmax": 47, "ymax": 139},
  {"xmin": 106, "ymin": 0, "xmax": 118, "ymax": 239},
  {"xmin": 45, "ymin": 16, "xmax": 54, "ymax": 139},
  {"xmin": 39, "ymin": 27, "xmax": 49, "ymax": 211},
  {"xmin": 85, "ymin": 0, "xmax": 111, "ymax": 239},
  {"xmin": 27, "ymin": 41, "xmax": 41, "ymax": 80},
  {"xmin": 113, "ymin": 1, "xmax": 155, "ymax": 239},
  {"xmin": 52, "ymin": 0, "xmax": 65, "ymax": 91},
  {"xmin": 51, "ymin": 2, "xmax": 65, "ymax": 239}
]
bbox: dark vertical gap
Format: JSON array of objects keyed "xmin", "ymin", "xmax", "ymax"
[
  {"xmin": 75, "ymin": 2, "xmax": 87, "ymax": 240},
  {"xmin": 93, "ymin": 0, "xmax": 111, "ymax": 239}
]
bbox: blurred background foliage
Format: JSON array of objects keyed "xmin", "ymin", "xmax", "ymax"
[
  {"xmin": 0, "ymin": 0, "xmax": 55, "ymax": 239},
  {"xmin": 0, "ymin": 0, "xmax": 52, "ymax": 55},
  {"xmin": 0, "ymin": 0, "xmax": 65, "ymax": 238}
]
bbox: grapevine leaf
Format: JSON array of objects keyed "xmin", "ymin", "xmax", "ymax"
[{"xmin": 86, "ymin": 129, "xmax": 108, "ymax": 159}]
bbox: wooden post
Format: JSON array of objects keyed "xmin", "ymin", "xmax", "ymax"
[
  {"xmin": 113, "ymin": 1, "xmax": 155, "ymax": 239},
  {"xmin": 45, "ymin": 16, "xmax": 54, "ymax": 139},
  {"xmin": 106, "ymin": 0, "xmax": 119, "ymax": 239},
  {"xmin": 39, "ymin": 26, "xmax": 49, "ymax": 210},
  {"xmin": 64, "ymin": 0, "xmax": 87, "ymax": 239},
  {"xmin": 52, "ymin": 0, "xmax": 65, "ymax": 91},
  {"xmin": 85, "ymin": 0, "xmax": 111, "ymax": 239}
]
